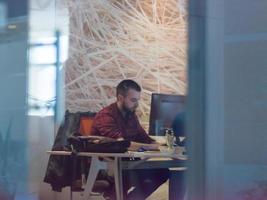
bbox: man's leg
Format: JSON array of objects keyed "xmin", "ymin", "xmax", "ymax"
[
  {"xmin": 103, "ymin": 169, "xmax": 146, "ymax": 200},
  {"xmin": 122, "ymin": 170, "xmax": 146, "ymax": 200},
  {"xmin": 123, "ymin": 168, "xmax": 169, "ymax": 200}
]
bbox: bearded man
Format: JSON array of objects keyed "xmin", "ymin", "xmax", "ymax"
[{"xmin": 91, "ymin": 79, "xmax": 169, "ymax": 200}]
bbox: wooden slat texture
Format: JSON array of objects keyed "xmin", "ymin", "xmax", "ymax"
[{"xmin": 64, "ymin": 0, "xmax": 188, "ymax": 128}]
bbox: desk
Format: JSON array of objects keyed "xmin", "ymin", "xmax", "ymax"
[{"xmin": 47, "ymin": 150, "xmax": 187, "ymax": 200}]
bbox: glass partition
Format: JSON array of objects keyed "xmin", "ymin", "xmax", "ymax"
[{"xmin": 0, "ymin": 0, "xmax": 28, "ymax": 199}]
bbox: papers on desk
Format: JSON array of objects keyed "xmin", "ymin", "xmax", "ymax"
[
  {"xmin": 159, "ymin": 146, "xmax": 186, "ymax": 154},
  {"xmin": 150, "ymin": 136, "xmax": 166, "ymax": 145},
  {"xmin": 150, "ymin": 136, "xmax": 186, "ymax": 146}
]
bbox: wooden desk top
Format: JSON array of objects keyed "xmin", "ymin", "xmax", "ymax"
[{"xmin": 47, "ymin": 150, "xmax": 187, "ymax": 160}]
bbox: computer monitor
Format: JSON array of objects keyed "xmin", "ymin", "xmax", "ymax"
[{"xmin": 148, "ymin": 93, "xmax": 186, "ymax": 136}]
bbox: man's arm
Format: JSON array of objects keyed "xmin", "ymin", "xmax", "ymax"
[
  {"xmin": 93, "ymin": 113, "xmax": 123, "ymax": 138},
  {"xmin": 128, "ymin": 141, "xmax": 160, "ymax": 151},
  {"xmin": 133, "ymin": 115, "xmax": 155, "ymax": 144},
  {"xmin": 93, "ymin": 110, "xmax": 159, "ymax": 150},
  {"xmin": 117, "ymin": 137, "xmax": 160, "ymax": 151}
]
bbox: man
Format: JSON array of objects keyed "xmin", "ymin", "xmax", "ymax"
[{"xmin": 91, "ymin": 79, "xmax": 169, "ymax": 200}]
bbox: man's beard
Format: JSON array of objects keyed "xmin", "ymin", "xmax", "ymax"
[{"xmin": 122, "ymin": 103, "xmax": 136, "ymax": 115}]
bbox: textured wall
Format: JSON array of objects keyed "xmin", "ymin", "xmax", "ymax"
[{"xmin": 64, "ymin": 0, "xmax": 188, "ymax": 125}]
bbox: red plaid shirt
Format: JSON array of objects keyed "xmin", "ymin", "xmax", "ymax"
[{"xmin": 91, "ymin": 103, "xmax": 154, "ymax": 144}]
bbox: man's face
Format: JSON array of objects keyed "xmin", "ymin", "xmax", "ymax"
[{"xmin": 120, "ymin": 88, "xmax": 140, "ymax": 114}]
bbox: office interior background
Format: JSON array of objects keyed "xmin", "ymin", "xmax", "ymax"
[{"xmin": 0, "ymin": 0, "xmax": 267, "ymax": 200}]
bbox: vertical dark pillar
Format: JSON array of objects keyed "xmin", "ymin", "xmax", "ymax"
[{"xmin": 186, "ymin": 0, "xmax": 207, "ymax": 199}]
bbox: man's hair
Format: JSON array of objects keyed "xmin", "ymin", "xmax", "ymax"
[{"xmin": 116, "ymin": 79, "xmax": 141, "ymax": 97}]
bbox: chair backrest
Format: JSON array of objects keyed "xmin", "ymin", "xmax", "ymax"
[{"xmin": 79, "ymin": 112, "xmax": 96, "ymax": 136}]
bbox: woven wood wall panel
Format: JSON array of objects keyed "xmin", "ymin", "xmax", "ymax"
[{"xmin": 64, "ymin": 0, "xmax": 188, "ymax": 126}]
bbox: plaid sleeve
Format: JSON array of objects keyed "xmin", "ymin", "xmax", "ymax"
[
  {"xmin": 93, "ymin": 112, "xmax": 123, "ymax": 139},
  {"xmin": 135, "ymin": 116, "xmax": 155, "ymax": 144}
]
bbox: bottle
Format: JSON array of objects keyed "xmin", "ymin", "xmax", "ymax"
[
  {"xmin": 165, "ymin": 128, "xmax": 175, "ymax": 150},
  {"xmin": 170, "ymin": 129, "xmax": 176, "ymax": 147}
]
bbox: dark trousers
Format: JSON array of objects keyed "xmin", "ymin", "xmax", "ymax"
[
  {"xmin": 122, "ymin": 168, "xmax": 169, "ymax": 200},
  {"xmin": 104, "ymin": 169, "xmax": 185, "ymax": 200}
]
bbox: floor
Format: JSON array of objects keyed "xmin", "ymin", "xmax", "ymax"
[
  {"xmin": 73, "ymin": 182, "xmax": 168, "ymax": 200},
  {"xmin": 147, "ymin": 181, "xmax": 168, "ymax": 200}
]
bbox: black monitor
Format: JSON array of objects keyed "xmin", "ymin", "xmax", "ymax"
[{"xmin": 148, "ymin": 93, "xmax": 186, "ymax": 136}]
